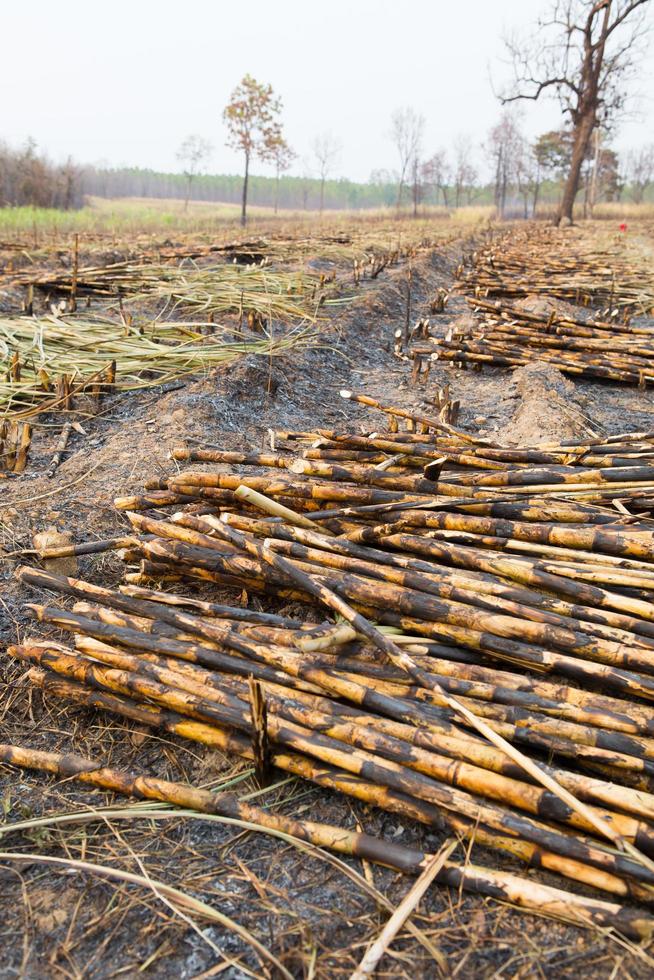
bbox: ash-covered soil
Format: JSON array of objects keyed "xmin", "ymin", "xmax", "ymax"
[{"xmin": 1, "ymin": 228, "xmax": 653, "ymax": 978}]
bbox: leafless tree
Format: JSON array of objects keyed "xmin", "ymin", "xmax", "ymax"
[
  {"xmin": 422, "ymin": 150, "xmax": 451, "ymax": 207},
  {"xmin": 176, "ymin": 135, "xmax": 212, "ymax": 210},
  {"xmin": 452, "ymin": 135, "xmax": 478, "ymax": 207},
  {"xmin": 271, "ymin": 140, "xmax": 296, "ymax": 214},
  {"xmin": 626, "ymin": 144, "xmax": 654, "ymax": 202},
  {"xmin": 515, "ymin": 141, "xmax": 541, "ymax": 217},
  {"xmin": 501, "ymin": 0, "xmax": 650, "ymax": 224},
  {"xmin": 486, "ymin": 112, "xmax": 524, "ymax": 218},
  {"xmin": 410, "ymin": 155, "xmax": 422, "ymax": 217},
  {"xmin": 312, "ymin": 133, "xmax": 341, "ymax": 214},
  {"xmin": 390, "ymin": 107, "xmax": 424, "ymax": 210},
  {"xmin": 292, "ymin": 158, "xmax": 315, "ymax": 211},
  {"xmin": 369, "ymin": 167, "xmax": 397, "ymax": 186}
]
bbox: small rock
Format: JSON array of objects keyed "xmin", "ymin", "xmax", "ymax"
[{"xmin": 32, "ymin": 528, "xmax": 78, "ymax": 577}]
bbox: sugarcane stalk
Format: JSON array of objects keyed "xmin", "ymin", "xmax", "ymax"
[
  {"xmin": 338, "ymin": 390, "xmax": 482, "ymax": 443},
  {"xmin": 233, "ymin": 484, "xmax": 335, "ymax": 535},
  {"xmin": 223, "ymin": 514, "xmax": 654, "ymax": 651},
  {"xmin": 37, "ymin": 535, "xmax": 141, "ymax": 559},
  {"xmin": 117, "ymin": 582, "xmax": 305, "ymax": 629},
  {"xmin": 257, "ymin": 535, "xmax": 654, "ymax": 674},
  {"xmin": 170, "ymin": 448, "xmax": 290, "ymax": 468},
  {"xmin": 46, "ymin": 422, "xmax": 72, "ymax": 478},
  {"xmin": 0, "ymin": 741, "xmax": 427, "ymax": 874}
]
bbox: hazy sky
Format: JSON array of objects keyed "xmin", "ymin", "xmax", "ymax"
[{"xmin": 2, "ymin": 0, "xmax": 652, "ymax": 182}]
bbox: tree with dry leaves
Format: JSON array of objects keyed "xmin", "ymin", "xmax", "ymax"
[
  {"xmin": 223, "ymin": 74, "xmax": 285, "ymax": 225},
  {"xmin": 502, "ymin": 0, "xmax": 650, "ymax": 224}
]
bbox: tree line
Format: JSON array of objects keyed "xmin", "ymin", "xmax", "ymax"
[
  {"xmin": 79, "ymin": 120, "xmax": 652, "ymax": 219},
  {"xmin": 4, "ymin": 132, "xmax": 652, "ymax": 217},
  {"xmin": 81, "ymin": 165, "xmax": 403, "ymax": 212}
]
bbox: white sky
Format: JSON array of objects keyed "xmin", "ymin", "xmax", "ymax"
[{"xmin": 1, "ymin": 0, "xmax": 652, "ymax": 182}]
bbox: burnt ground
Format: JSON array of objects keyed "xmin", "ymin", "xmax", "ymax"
[{"xmin": 1, "ymin": 226, "xmax": 654, "ymax": 978}]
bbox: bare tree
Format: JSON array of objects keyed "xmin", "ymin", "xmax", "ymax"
[
  {"xmin": 271, "ymin": 140, "xmax": 296, "ymax": 214},
  {"xmin": 176, "ymin": 135, "xmax": 212, "ymax": 211},
  {"xmin": 410, "ymin": 155, "xmax": 422, "ymax": 217},
  {"xmin": 390, "ymin": 107, "xmax": 424, "ymax": 210},
  {"xmin": 502, "ymin": 0, "xmax": 650, "ymax": 224},
  {"xmin": 515, "ymin": 141, "xmax": 541, "ymax": 217},
  {"xmin": 626, "ymin": 144, "xmax": 654, "ymax": 202},
  {"xmin": 452, "ymin": 135, "xmax": 478, "ymax": 207},
  {"xmin": 486, "ymin": 112, "xmax": 524, "ymax": 218},
  {"xmin": 312, "ymin": 133, "xmax": 341, "ymax": 214},
  {"xmin": 223, "ymin": 74, "xmax": 285, "ymax": 225},
  {"xmin": 297, "ymin": 158, "xmax": 314, "ymax": 210},
  {"xmin": 422, "ymin": 150, "xmax": 451, "ymax": 207}
]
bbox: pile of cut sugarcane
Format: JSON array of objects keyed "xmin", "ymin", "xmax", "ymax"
[
  {"xmin": 456, "ymin": 225, "xmax": 654, "ymax": 314},
  {"xmin": 423, "ymin": 296, "xmax": 654, "ymax": 385},
  {"xmin": 420, "ymin": 224, "xmax": 654, "ymax": 385},
  {"xmin": 11, "ymin": 390, "xmax": 654, "ymax": 938}
]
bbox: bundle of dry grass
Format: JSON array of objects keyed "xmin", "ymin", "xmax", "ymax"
[{"xmin": 0, "ymin": 314, "xmax": 318, "ymax": 419}]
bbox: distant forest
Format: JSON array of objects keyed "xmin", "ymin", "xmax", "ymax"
[
  {"xmin": 82, "ymin": 167, "xmax": 415, "ymax": 211},
  {"xmin": 1, "ymin": 141, "xmax": 652, "ymax": 216},
  {"xmin": 53, "ymin": 159, "xmax": 654, "ymax": 214}
]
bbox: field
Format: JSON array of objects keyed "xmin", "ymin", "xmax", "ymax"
[
  {"xmin": 0, "ymin": 197, "xmax": 493, "ymax": 242},
  {"xmin": 2, "ymin": 204, "xmax": 654, "ymax": 978}
]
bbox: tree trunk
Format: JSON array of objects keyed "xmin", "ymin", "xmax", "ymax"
[
  {"xmin": 241, "ymin": 153, "xmax": 250, "ymax": 227},
  {"xmin": 274, "ymin": 172, "xmax": 279, "ymax": 215},
  {"xmin": 494, "ymin": 148, "xmax": 504, "ymax": 219},
  {"xmin": 499, "ymin": 173, "xmax": 507, "ymax": 220},
  {"xmin": 557, "ymin": 113, "xmax": 595, "ymax": 225},
  {"xmin": 320, "ymin": 177, "xmax": 325, "ymax": 215},
  {"xmin": 589, "ymin": 128, "xmax": 601, "ymax": 215},
  {"xmin": 184, "ymin": 175, "xmax": 192, "ymax": 212},
  {"xmin": 396, "ymin": 178, "xmax": 404, "ymax": 212}
]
